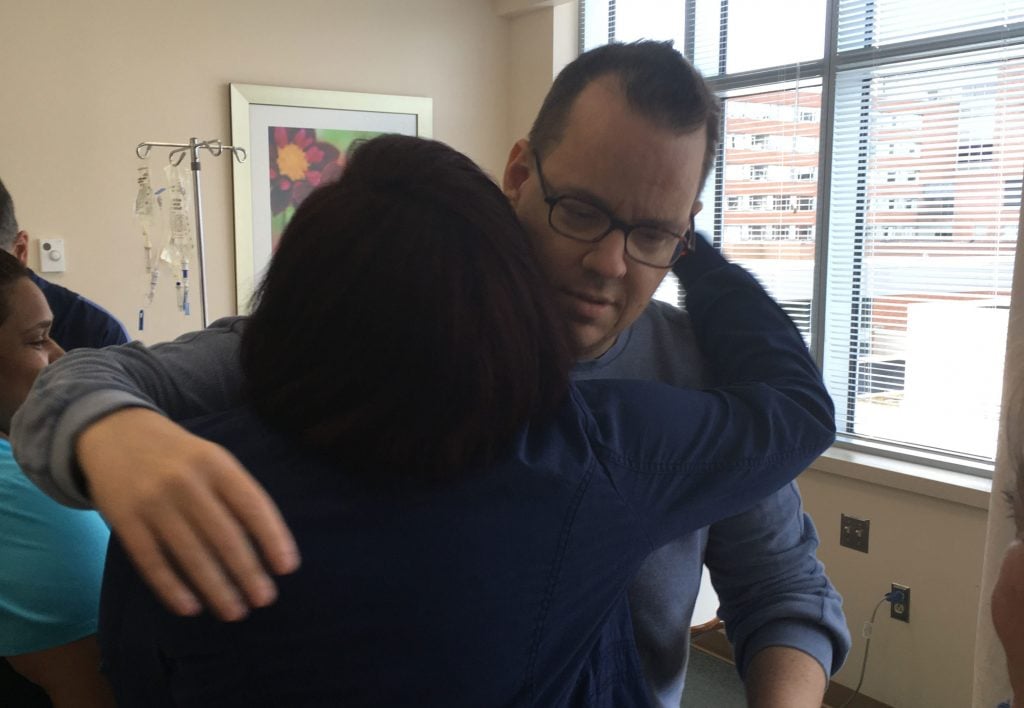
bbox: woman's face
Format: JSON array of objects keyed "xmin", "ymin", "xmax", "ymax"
[{"xmin": 0, "ymin": 277, "xmax": 63, "ymax": 434}]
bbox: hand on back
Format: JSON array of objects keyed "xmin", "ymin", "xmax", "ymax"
[{"xmin": 76, "ymin": 407, "xmax": 300, "ymax": 620}]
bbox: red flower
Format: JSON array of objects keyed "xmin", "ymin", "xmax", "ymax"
[{"xmin": 268, "ymin": 127, "xmax": 345, "ymax": 215}]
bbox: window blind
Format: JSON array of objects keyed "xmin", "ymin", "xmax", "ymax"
[
  {"xmin": 825, "ymin": 42, "xmax": 1024, "ymax": 461},
  {"xmin": 580, "ymin": 0, "xmax": 1024, "ymax": 470}
]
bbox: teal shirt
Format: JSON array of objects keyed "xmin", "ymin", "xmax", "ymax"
[{"xmin": 0, "ymin": 438, "xmax": 109, "ymax": 655}]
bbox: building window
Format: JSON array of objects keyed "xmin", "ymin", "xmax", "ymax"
[
  {"xmin": 750, "ymin": 134, "xmax": 770, "ymax": 149},
  {"xmin": 726, "ymin": 195, "xmax": 741, "ymax": 210},
  {"xmin": 773, "ymin": 195, "xmax": 792, "ymax": 211},
  {"xmin": 582, "ymin": 0, "xmax": 1024, "ymax": 471},
  {"xmin": 957, "ymin": 142, "xmax": 995, "ymax": 164}
]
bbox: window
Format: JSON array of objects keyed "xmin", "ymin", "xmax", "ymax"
[
  {"xmin": 773, "ymin": 195, "xmax": 792, "ymax": 211},
  {"xmin": 582, "ymin": 0, "xmax": 1024, "ymax": 471},
  {"xmin": 726, "ymin": 195, "xmax": 742, "ymax": 210},
  {"xmin": 957, "ymin": 143, "xmax": 995, "ymax": 165},
  {"xmin": 750, "ymin": 134, "xmax": 770, "ymax": 149},
  {"xmin": 1007, "ymin": 179, "xmax": 1023, "ymax": 209}
]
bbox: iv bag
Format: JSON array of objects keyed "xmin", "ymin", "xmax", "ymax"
[{"xmin": 134, "ymin": 166, "xmax": 158, "ymax": 271}]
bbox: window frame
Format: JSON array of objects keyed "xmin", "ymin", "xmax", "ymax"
[{"xmin": 581, "ymin": 0, "xmax": 1024, "ymax": 477}]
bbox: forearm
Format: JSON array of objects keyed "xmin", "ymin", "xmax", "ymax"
[
  {"xmin": 744, "ymin": 646, "xmax": 827, "ymax": 708},
  {"xmin": 11, "ymin": 316, "xmax": 247, "ymax": 506}
]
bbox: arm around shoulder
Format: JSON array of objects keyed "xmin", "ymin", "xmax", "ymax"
[{"xmin": 11, "ymin": 317, "xmax": 248, "ymax": 506}]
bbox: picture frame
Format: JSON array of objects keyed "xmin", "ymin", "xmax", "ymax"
[{"xmin": 229, "ymin": 83, "xmax": 433, "ymax": 311}]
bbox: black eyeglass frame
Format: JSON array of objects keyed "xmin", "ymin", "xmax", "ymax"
[{"xmin": 532, "ymin": 151, "xmax": 696, "ymax": 268}]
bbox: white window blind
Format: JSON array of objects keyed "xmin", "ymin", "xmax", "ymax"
[{"xmin": 581, "ymin": 0, "xmax": 1024, "ymax": 471}]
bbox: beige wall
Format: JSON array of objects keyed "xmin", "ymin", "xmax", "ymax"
[
  {"xmin": 799, "ymin": 467, "xmax": 988, "ymax": 707},
  {"xmin": 1, "ymin": 0, "xmax": 511, "ymax": 344}
]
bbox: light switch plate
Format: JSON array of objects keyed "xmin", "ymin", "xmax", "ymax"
[{"xmin": 39, "ymin": 238, "xmax": 66, "ymax": 273}]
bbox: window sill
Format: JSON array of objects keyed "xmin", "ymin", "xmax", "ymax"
[{"xmin": 807, "ymin": 446, "xmax": 993, "ymax": 510}]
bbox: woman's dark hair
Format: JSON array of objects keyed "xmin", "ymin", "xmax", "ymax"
[
  {"xmin": 242, "ymin": 134, "xmax": 572, "ymax": 484},
  {"xmin": 528, "ymin": 40, "xmax": 722, "ymax": 190},
  {"xmin": 0, "ymin": 248, "xmax": 30, "ymax": 326}
]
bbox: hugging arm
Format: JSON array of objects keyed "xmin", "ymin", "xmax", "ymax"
[
  {"xmin": 580, "ymin": 234, "xmax": 836, "ymax": 536},
  {"xmin": 11, "ymin": 317, "xmax": 299, "ymax": 620}
]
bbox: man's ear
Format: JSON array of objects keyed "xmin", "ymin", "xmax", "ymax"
[
  {"xmin": 12, "ymin": 231, "xmax": 29, "ymax": 266},
  {"xmin": 502, "ymin": 139, "xmax": 532, "ymax": 207},
  {"xmin": 691, "ymin": 200, "xmax": 703, "ymax": 219}
]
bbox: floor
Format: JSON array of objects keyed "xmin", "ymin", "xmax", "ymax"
[{"xmin": 679, "ymin": 646, "xmax": 748, "ymax": 707}]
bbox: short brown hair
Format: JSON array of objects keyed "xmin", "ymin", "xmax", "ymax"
[{"xmin": 529, "ymin": 40, "xmax": 721, "ymax": 190}]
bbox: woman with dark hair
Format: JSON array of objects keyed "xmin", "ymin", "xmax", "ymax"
[
  {"xmin": 0, "ymin": 250, "xmax": 115, "ymax": 707},
  {"xmin": 98, "ymin": 134, "xmax": 835, "ymax": 706}
]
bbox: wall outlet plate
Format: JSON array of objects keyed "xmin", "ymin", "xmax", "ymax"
[
  {"xmin": 39, "ymin": 238, "xmax": 65, "ymax": 273},
  {"xmin": 840, "ymin": 514, "xmax": 870, "ymax": 553},
  {"xmin": 890, "ymin": 583, "xmax": 911, "ymax": 622}
]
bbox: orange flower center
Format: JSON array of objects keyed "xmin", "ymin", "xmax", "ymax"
[{"xmin": 277, "ymin": 144, "xmax": 310, "ymax": 181}]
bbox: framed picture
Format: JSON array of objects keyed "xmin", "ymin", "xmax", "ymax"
[{"xmin": 230, "ymin": 83, "xmax": 432, "ymax": 311}]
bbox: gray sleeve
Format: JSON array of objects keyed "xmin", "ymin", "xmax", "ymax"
[{"xmin": 10, "ymin": 316, "xmax": 247, "ymax": 508}]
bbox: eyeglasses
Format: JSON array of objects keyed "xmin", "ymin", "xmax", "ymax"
[{"xmin": 532, "ymin": 151, "xmax": 695, "ymax": 268}]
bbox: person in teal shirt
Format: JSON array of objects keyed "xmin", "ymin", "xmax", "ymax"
[{"xmin": 0, "ymin": 248, "xmax": 113, "ymax": 707}]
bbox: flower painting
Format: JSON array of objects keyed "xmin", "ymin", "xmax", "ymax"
[
  {"xmin": 268, "ymin": 126, "xmax": 382, "ymax": 245},
  {"xmin": 231, "ymin": 83, "xmax": 432, "ymax": 311}
]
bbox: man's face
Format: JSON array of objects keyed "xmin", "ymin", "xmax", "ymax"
[
  {"xmin": 504, "ymin": 77, "xmax": 706, "ymax": 360},
  {"xmin": 0, "ymin": 277, "xmax": 62, "ymax": 433}
]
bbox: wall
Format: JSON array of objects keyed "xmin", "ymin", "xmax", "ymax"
[
  {"xmin": 800, "ymin": 463, "xmax": 989, "ymax": 707},
  {"xmin": 500, "ymin": 0, "xmax": 577, "ymax": 149},
  {"xmin": 1, "ymin": 0, "xmax": 510, "ymax": 344}
]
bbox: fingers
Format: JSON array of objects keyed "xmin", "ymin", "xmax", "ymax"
[
  {"xmin": 134, "ymin": 448, "xmax": 300, "ymax": 621},
  {"xmin": 79, "ymin": 409, "xmax": 300, "ymax": 621},
  {"xmin": 112, "ymin": 516, "xmax": 202, "ymax": 618},
  {"xmin": 213, "ymin": 460, "xmax": 301, "ymax": 577},
  {"xmin": 147, "ymin": 496, "xmax": 251, "ymax": 621},
  {"xmin": 173, "ymin": 456, "xmax": 298, "ymax": 616}
]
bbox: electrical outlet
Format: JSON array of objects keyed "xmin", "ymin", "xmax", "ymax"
[
  {"xmin": 890, "ymin": 583, "xmax": 910, "ymax": 622},
  {"xmin": 839, "ymin": 514, "xmax": 870, "ymax": 553}
]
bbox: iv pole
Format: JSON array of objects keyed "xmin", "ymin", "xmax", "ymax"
[{"xmin": 135, "ymin": 138, "xmax": 247, "ymax": 327}]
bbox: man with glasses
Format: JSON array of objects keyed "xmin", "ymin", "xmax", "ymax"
[
  {"xmin": 499, "ymin": 43, "xmax": 848, "ymax": 707},
  {"xmin": 13, "ymin": 41, "xmax": 847, "ymax": 707}
]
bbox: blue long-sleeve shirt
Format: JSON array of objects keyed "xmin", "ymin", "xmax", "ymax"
[
  {"xmin": 575, "ymin": 300, "xmax": 850, "ymax": 704},
  {"xmin": 95, "ymin": 241, "xmax": 836, "ymax": 706}
]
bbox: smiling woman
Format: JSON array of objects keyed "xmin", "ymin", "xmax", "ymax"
[{"xmin": 0, "ymin": 249, "xmax": 114, "ymax": 708}]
